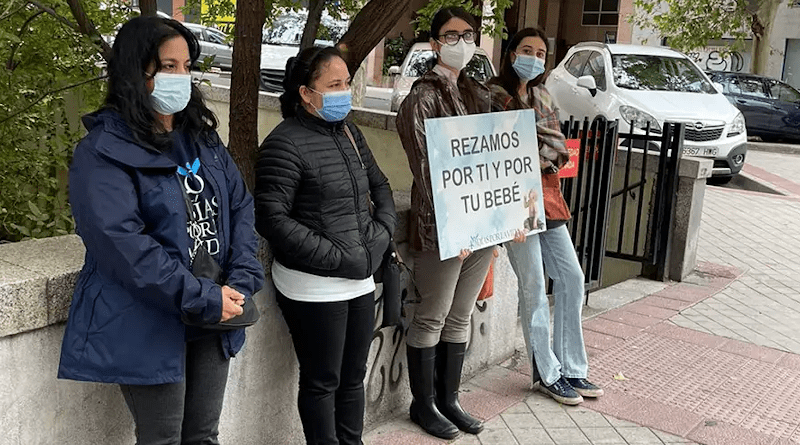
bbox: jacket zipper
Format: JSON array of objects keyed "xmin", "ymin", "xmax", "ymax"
[{"xmin": 333, "ymin": 130, "xmax": 372, "ymax": 277}]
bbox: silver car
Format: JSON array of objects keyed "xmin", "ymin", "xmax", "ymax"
[{"xmin": 183, "ymin": 23, "xmax": 233, "ymax": 70}]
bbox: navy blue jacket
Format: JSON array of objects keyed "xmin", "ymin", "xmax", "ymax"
[{"xmin": 58, "ymin": 109, "xmax": 264, "ymax": 385}]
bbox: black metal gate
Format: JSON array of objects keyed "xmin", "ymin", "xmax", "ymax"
[{"xmin": 558, "ymin": 118, "xmax": 684, "ymax": 301}]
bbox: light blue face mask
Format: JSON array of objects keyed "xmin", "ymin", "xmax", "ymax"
[
  {"xmin": 151, "ymin": 73, "xmax": 192, "ymax": 115},
  {"xmin": 310, "ymin": 88, "xmax": 352, "ymax": 122},
  {"xmin": 512, "ymin": 54, "xmax": 546, "ymax": 82}
]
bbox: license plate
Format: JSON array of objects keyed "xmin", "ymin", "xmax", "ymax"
[{"xmin": 683, "ymin": 146, "xmax": 718, "ymax": 157}]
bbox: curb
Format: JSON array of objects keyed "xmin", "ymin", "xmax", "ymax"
[{"xmin": 747, "ymin": 140, "xmax": 800, "ymax": 156}]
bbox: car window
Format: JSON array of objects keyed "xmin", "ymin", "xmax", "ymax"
[
  {"xmin": 464, "ymin": 54, "xmax": 494, "ymax": 83},
  {"xmin": 189, "ymin": 29, "xmax": 203, "ymax": 40},
  {"xmin": 403, "ymin": 50, "xmax": 436, "ymax": 77},
  {"xmin": 582, "ymin": 51, "xmax": 607, "ymax": 90},
  {"xmin": 206, "ymin": 30, "xmax": 227, "ymax": 45},
  {"xmin": 720, "ymin": 76, "xmax": 742, "ymax": 94},
  {"xmin": 738, "ymin": 77, "xmax": 768, "ymax": 98},
  {"xmin": 767, "ymin": 80, "xmax": 800, "ymax": 103},
  {"xmin": 611, "ymin": 54, "xmax": 716, "ymax": 93},
  {"xmin": 565, "ymin": 51, "xmax": 590, "ymax": 77}
]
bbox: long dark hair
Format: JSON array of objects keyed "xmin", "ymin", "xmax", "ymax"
[
  {"xmin": 280, "ymin": 46, "xmax": 344, "ymax": 118},
  {"xmin": 429, "ymin": 7, "xmax": 485, "ymax": 114},
  {"xmin": 105, "ymin": 16, "xmax": 218, "ymax": 152},
  {"xmin": 490, "ymin": 27, "xmax": 549, "ymax": 102}
]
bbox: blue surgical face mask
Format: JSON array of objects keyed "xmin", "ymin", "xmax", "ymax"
[
  {"xmin": 512, "ymin": 54, "xmax": 546, "ymax": 82},
  {"xmin": 151, "ymin": 73, "xmax": 192, "ymax": 115},
  {"xmin": 309, "ymin": 88, "xmax": 352, "ymax": 122}
]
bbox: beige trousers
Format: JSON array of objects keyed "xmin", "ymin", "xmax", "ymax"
[{"xmin": 406, "ymin": 246, "xmax": 494, "ymax": 348}]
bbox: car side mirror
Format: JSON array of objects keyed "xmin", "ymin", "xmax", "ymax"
[
  {"xmin": 388, "ymin": 66, "xmax": 401, "ymax": 76},
  {"xmin": 712, "ymin": 82, "xmax": 724, "ymax": 93},
  {"xmin": 577, "ymin": 75, "xmax": 597, "ymax": 97}
]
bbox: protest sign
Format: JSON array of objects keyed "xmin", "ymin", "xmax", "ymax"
[{"xmin": 424, "ymin": 109, "xmax": 545, "ymax": 260}]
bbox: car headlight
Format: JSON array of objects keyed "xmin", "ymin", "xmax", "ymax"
[
  {"xmin": 728, "ymin": 112, "xmax": 745, "ymax": 137},
  {"xmin": 619, "ymin": 106, "xmax": 661, "ymax": 133}
]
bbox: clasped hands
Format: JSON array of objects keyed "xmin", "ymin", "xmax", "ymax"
[{"xmin": 221, "ymin": 285, "xmax": 245, "ymax": 322}]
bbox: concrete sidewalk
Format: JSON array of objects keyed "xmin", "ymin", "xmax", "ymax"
[{"xmin": 363, "ymin": 151, "xmax": 800, "ymax": 445}]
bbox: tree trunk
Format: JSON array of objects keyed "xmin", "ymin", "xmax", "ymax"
[
  {"xmin": 299, "ymin": 0, "xmax": 325, "ymax": 51},
  {"xmin": 64, "ymin": 0, "xmax": 111, "ymax": 61},
  {"xmin": 227, "ymin": 0, "xmax": 266, "ymax": 190},
  {"xmin": 337, "ymin": 0, "xmax": 412, "ymax": 75},
  {"xmin": 139, "ymin": 0, "xmax": 158, "ymax": 16},
  {"xmin": 751, "ymin": 0, "xmax": 781, "ymax": 75}
]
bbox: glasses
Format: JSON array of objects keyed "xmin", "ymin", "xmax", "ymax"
[{"xmin": 437, "ymin": 31, "xmax": 477, "ymax": 46}]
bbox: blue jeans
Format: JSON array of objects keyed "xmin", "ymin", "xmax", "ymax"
[{"xmin": 505, "ymin": 224, "xmax": 588, "ymax": 386}]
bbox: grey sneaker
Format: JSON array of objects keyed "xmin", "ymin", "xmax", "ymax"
[
  {"xmin": 566, "ymin": 378, "xmax": 604, "ymax": 398},
  {"xmin": 538, "ymin": 376, "xmax": 583, "ymax": 405}
]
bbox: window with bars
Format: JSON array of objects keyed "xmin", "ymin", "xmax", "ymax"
[{"xmin": 582, "ymin": 0, "xmax": 619, "ymax": 26}]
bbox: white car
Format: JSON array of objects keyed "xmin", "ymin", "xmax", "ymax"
[
  {"xmin": 388, "ymin": 42, "xmax": 497, "ymax": 112},
  {"xmin": 183, "ymin": 23, "xmax": 233, "ymax": 70},
  {"xmin": 259, "ymin": 10, "xmax": 347, "ymax": 93},
  {"xmin": 545, "ymin": 42, "xmax": 747, "ymax": 180}
]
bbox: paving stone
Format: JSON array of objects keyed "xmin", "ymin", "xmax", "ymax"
[
  {"xmin": 533, "ymin": 409, "xmax": 577, "ymax": 429},
  {"xmin": 567, "ymin": 409, "xmax": 612, "ymax": 429},
  {"xmin": 579, "ymin": 428, "xmax": 626, "ymax": 444},
  {"xmin": 502, "ymin": 413, "xmax": 543, "ymax": 431},
  {"xmin": 543, "ymin": 428, "xmax": 590, "ymax": 444},
  {"xmin": 614, "ymin": 427, "xmax": 664, "ymax": 444},
  {"xmin": 510, "ymin": 428, "xmax": 555, "ymax": 445}
]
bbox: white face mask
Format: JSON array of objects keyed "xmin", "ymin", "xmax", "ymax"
[
  {"xmin": 437, "ymin": 39, "xmax": 477, "ymax": 72},
  {"xmin": 150, "ymin": 73, "xmax": 192, "ymax": 115}
]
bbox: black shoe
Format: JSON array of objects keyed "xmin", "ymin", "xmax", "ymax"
[
  {"xmin": 406, "ymin": 345, "xmax": 459, "ymax": 440},
  {"xmin": 565, "ymin": 378, "xmax": 604, "ymax": 398},
  {"xmin": 538, "ymin": 376, "xmax": 583, "ymax": 405},
  {"xmin": 435, "ymin": 342, "xmax": 484, "ymax": 435}
]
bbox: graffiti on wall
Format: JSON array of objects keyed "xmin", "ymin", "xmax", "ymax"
[{"xmin": 687, "ymin": 47, "xmax": 750, "ymax": 72}]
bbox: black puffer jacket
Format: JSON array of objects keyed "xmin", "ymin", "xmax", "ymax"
[{"xmin": 255, "ymin": 108, "xmax": 397, "ymax": 280}]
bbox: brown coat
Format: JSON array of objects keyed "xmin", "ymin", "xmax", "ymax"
[
  {"xmin": 487, "ymin": 82, "xmax": 572, "ymax": 222},
  {"xmin": 395, "ymin": 70, "xmax": 491, "ymax": 252}
]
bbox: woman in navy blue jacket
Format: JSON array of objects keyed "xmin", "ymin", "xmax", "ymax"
[{"xmin": 58, "ymin": 17, "xmax": 263, "ymax": 444}]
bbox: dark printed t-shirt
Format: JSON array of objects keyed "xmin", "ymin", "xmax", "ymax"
[{"xmin": 168, "ymin": 132, "xmax": 220, "ymax": 263}]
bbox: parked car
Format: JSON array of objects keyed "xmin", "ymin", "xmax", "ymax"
[
  {"xmin": 708, "ymin": 71, "xmax": 800, "ymax": 142},
  {"xmin": 259, "ymin": 10, "xmax": 348, "ymax": 93},
  {"xmin": 183, "ymin": 23, "xmax": 233, "ymax": 70},
  {"xmin": 387, "ymin": 42, "xmax": 497, "ymax": 112},
  {"xmin": 545, "ymin": 42, "xmax": 748, "ymax": 181}
]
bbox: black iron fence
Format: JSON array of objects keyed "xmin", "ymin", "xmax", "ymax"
[{"xmin": 559, "ymin": 118, "xmax": 684, "ymax": 302}]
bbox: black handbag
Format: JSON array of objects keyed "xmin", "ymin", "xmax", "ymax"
[
  {"xmin": 177, "ymin": 175, "xmax": 260, "ymax": 330},
  {"xmin": 375, "ymin": 240, "xmax": 407, "ymax": 328}
]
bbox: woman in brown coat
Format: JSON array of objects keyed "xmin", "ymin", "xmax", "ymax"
[{"xmin": 395, "ymin": 6, "xmax": 494, "ymax": 441}]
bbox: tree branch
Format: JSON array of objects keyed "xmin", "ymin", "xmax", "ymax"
[
  {"xmin": 26, "ymin": 0, "xmax": 79, "ymax": 31},
  {"xmin": 7, "ymin": 9, "xmax": 45, "ymax": 71},
  {"xmin": 0, "ymin": 75, "xmax": 105, "ymax": 125},
  {"xmin": 61, "ymin": 0, "xmax": 112, "ymax": 61},
  {"xmin": 299, "ymin": 0, "xmax": 325, "ymax": 50}
]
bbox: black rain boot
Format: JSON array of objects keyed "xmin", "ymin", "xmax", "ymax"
[
  {"xmin": 435, "ymin": 342, "xmax": 484, "ymax": 434},
  {"xmin": 406, "ymin": 345, "xmax": 459, "ymax": 440}
]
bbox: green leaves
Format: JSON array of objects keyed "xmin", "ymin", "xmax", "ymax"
[
  {"xmin": 0, "ymin": 2, "xmax": 107, "ymax": 241},
  {"xmin": 630, "ymin": 0, "xmax": 775, "ymax": 54},
  {"xmin": 412, "ymin": 0, "xmax": 513, "ymax": 40}
]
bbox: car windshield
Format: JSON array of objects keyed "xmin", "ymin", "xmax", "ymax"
[
  {"xmin": 612, "ymin": 54, "xmax": 716, "ymax": 93},
  {"xmin": 403, "ymin": 50, "xmax": 493, "ymax": 82},
  {"xmin": 262, "ymin": 11, "xmax": 347, "ymax": 45}
]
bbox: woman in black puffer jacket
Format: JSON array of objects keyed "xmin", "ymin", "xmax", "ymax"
[{"xmin": 254, "ymin": 46, "xmax": 397, "ymax": 445}]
